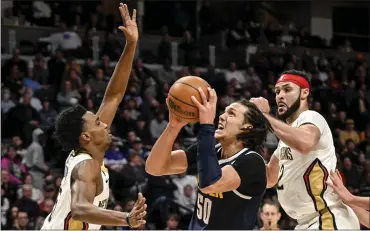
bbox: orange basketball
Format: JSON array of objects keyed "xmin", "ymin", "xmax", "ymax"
[{"xmin": 168, "ymin": 76, "xmax": 210, "ymax": 123}]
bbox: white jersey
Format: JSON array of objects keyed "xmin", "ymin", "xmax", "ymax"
[
  {"xmin": 274, "ymin": 110, "xmax": 354, "ymax": 228},
  {"xmin": 41, "ymin": 151, "xmax": 110, "ymax": 230}
]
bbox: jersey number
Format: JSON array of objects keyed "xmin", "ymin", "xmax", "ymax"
[
  {"xmin": 277, "ymin": 164, "xmax": 284, "ymax": 190},
  {"xmin": 196, "ymin": 193, "xmax": 212, "ymax": 224}
]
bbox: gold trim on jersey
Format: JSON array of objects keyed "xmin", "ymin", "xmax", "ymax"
[
  {"xmin": 303, "ymin": 158, "xmax": 337, "ymax": 230},
  {"xmin": 64, "ymin": 212, "xmax": 89, "ymax": 230},
  {"xmin": 101, "ymin": 165, "xmax": 108, "ymax": 173}
]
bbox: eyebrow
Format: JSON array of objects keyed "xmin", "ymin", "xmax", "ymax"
[{"xmin": 95, "ymin": 117, "xmax": 100, "ymax": 122}]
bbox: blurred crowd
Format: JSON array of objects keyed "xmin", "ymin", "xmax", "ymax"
[{"xmin": 1, "ymin": 1, "xmax": 370, "ymax": 230}]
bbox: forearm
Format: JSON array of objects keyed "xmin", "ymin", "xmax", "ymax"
[
  {"xmin": 146, "ymin": 124, "xmax": 181, "ymax": 175},
  {"xmin": 71, "ymin": 204, "xmax": 129, "ymax": 226},
  {"xmin": 197, "ymin": 124, "xmax": 221, "ymax": 189},
  {"xmin": 349, "ymin": 205, "xmax": 369, "ymax": 228},
  {"xmin": 263, "ymin": 113, "xmax": 312, "ymax": 154},
  {"xmin": 348, "ymin": 195, "xmax": 370, "ymax": 210},
  {"xmin": 103, "ymin": 41, "xmax": 137, "ymax": 100}
]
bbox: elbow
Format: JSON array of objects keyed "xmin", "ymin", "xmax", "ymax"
[
  {"xmin": 71, "ymin": 203, "xmax": 88, "ymax": 221},
  {"xmin": 145, "ymin": 164, "xmax": 164, "ymax": 176},
  {"xmin": 199, "ymin": 185, "xmax": 214, "ymax": 194}
]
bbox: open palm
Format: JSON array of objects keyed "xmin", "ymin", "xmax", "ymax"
[{"xmin": 118, "ymin": 3, "xmax": 138, "ymax": 42}]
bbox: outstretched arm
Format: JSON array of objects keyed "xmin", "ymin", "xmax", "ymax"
[
  {"xmin": 327, "ymin": 170, "xmax": 370, "ymax": 210},
  {"xmin": 96, "ymin": 3, "xmax": 138, "ymax": 127},
  {"xmin": 70, "ymin": 159, "xmax": 146, "ymax": 227}
]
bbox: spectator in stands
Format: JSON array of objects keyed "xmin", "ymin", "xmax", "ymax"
[
  {"xmin": 12, "ymin": 185, "xmax": 40, "ymax": 223},
  {"xmin": 129, "ymin": 137, "xmax": 149, "ymax": 160},
  {"xmin": 38, "ymin": 198, "xmax": 54, "ymax": 218},
  {"xmin": 227, "ymin": 20, "xmax": 251, "ymax": 48},
  {"xmin": 1, "ymin": 146, "xmax": 27, "ymax": 185},
  {"xmin": 3, "ymin": 65, "xmax": 24, "ymax": 99},
  {"xmin": 19, "ymin": 88, "xmax": 42, "ymax": 111},
  {"xmin": 165, "ymin": 214, "xmax": 180, "ymax": 230},
  {"xmin": 150, "ymin": 111, "xmax": 168, "ymax": 140},
  {"xmin": 48, "ymin": 23, "xmax": 82, "ymax": 53},
  {"xmin": 100, "ymin": 55, "xmax": 114, "ymax": 78},
  {"xmin": 225, "ymin": 62, "xmax": 246, "ymax": 88},
  {"xmin": 157, "ymin": 33, "xmax": 172, "ymax": 64},
  {"xmin": 47, "ymin": 49, "xmax": 65, "ymax": 93},
  {"xmin": 56, "ymin": 80, "xmax": 81, "ymax": 109},
  {"xmin": 39, "ymin": 99, "xmax": 57, "ymax": 130},
  {"xmin": 4, "ymin": 94, "xmax": 40, "ymax": 144},
  {"xmin": 63, "ymin": 63, "xmax": 83, "ymax": 90},
  {"xmin": 13, "ymin": 210, "xmax": 33, "ymax": 230},
  {"xmin": 2, "ymin": 49, "xmax": 27, "ymax": 77},
  {"xmin": 158, "ymin": 59, "xmax": 177, "ymax": 84},
  {"xmin": 119, "ymin": 153, "xmax": 147, "ymax": 198},
  {"xmin": 23, "ymin": 128, "xmax": 49, "ymax": 190},
  {"xmin": 1, "ymin": 88, "xmax": 16, "ymax": 114},
  {"xmin": 87, "ymin": 69, "xmax": 108, "ymax": 100},
  {"xmin": 16, "ymin": 175, "xmax": 43, "ymax": 204},
  {"xmin": 179, "ymin": 31, "xmax": 199, "ymax": 66},
  {"xmin": 104, "ymin": 142, "xmax": 127, "ymax": 172},
  {"xmin": 31, "ymin": 54, "xmax": 48, "ymax": 86},
  {"xmin": 259, "ymin": 202, "xmax": 281, "ymax": 230},
  {"xmin": 126, "ymin": 98, "xmax": 141, "ymax": 120},
  {"xmin": 350, "ymin": 90, "xmax": 369, "ymax": 128},
  {"xmin": 341, "ymin": 139, "xmax": 360, "ymax": 164},
  {"xmin": 1, "ymin": 186, "xmax": 10, "ymax": 229},
  {"xmin": 1, "ymin": 170, "xmax": 19, "ymax": 203},
  {"xmin": 101, "ymin": 33, "xmax": 125, "ymax": 61},
  {"xmin": 172, "ymin": 173, "xmax": 197, "ymax": 215},
  {"xmin": 135, "ymin": 116, "xmax": 153, "ymax": 145},
  {"xmin": 342, "ymin": 157, "xmax": 361, "ymax": 194},
  {"xmin": 339, "ymin": 119, "xmax": 360, "ymax": 145},
  {"xmin": 11, "ymin": 136, "xmax": 27, "ymax": 158}
]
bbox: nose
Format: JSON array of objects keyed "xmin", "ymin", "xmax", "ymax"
[{"xmin": 219, "ymin": 113, "xmax": 226, "ymax": 122}]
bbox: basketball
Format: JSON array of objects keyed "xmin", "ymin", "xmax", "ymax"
[{"xmin": 168, "ymin": 76, "xmax": 210, "ymax": 123}]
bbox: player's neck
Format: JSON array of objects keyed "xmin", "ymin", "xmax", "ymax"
[
  {"xmin": 220, "ymin": 141, "xmax": 244, "ymax": 159},
  {"xmin": 83, "ymin": 145, "xmax": 105, "ymax": 165},
  {"xmin": 286, "ymin": 106, "xmax": 308, "ymax": 125}
]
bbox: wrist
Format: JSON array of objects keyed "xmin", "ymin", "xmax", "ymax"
[
  {"xmin": 126, "ymin": 40, "xmax": 138, "ymax": 46},
  {"xmin": 167, "ymin": 123, "xmax": 183, "ymax": 131},
  {"xmin": 125, "ymin": 212, "xmax": 132, "ymax": 227}
]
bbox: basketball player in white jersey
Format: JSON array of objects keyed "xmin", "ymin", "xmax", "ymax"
[
  {"xmin": 251, "ymin": 70, "xmax": 360, "ymax": 229},
  {"xmin": 41, "ymin": 4, "xmax": 146, "ymax": 230}
]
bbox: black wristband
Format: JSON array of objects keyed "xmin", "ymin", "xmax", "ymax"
[{"xmin": 126, "ymin": 212, "xmax": 132, "ymax": 228}]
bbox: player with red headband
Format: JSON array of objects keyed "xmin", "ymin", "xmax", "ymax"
[{"xmin": 251, "ymin": 70, "xmax": 360, "ymax": 229}]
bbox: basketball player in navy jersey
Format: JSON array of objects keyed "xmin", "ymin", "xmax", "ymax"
[{"xmin": 146, "ymin": 88, "xmax": 272, "ymax": 229}]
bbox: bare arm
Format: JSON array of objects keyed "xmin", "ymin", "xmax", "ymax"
[
  {"xmin": 70, "ymin": 159, "xmax": 146, "ymax": 227},
  {"xmin": 200, "ymin": 165, "xmax": 240, "ymax": 194},
  {"xmin": 350, "ymin": 205, "xmax": 369, "ymax": 228},
  {"xmin": 266, "ymin": 154, "xmax": 280, "ymax": 188},
  {"xmin": 96, "ymin": 4, "xmax": 138, "ymax": 127},
  {"xmin": 348, "ymin": 196, "xmax": 370, "ymax": 210},
  {"xmin": 263, "ymin": 113, "xmax": 320, "ymax": 154},
  {"xmin": 145, "ymin": 124, "xmax": 188, "ymax": 176}
]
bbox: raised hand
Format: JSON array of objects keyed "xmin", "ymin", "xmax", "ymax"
[
  {"xmin": 127, "ymin": 193, "xmax": 147, "ymax": 228},
  {"xmin": 166, "ymin": 98, "xmax": 188, "ymax": 129},
  {"xmin": 191, "ymin": 87, "xmax": 217, "ymax": 124},
  {"xmin": 326, "ymin": 170, "xmax": 353, "ymax": 205},
  {"xmin": 118, "ymin": 3, "xmax": 138, "ymax": 43}
]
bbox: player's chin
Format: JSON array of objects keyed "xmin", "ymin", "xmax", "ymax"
[{"xmin": 214, "ymin": 130, "xmax": 224, "ymax": 140}]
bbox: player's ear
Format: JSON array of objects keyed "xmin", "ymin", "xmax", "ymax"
[
  {"xmin": 277, "ymin": 212, "xmax": 281, "ymax": 220},
  {"xmin": 80, "ymin": 132, "xmax": 91, "ymax": 142},
  {"xmin": 300, "ymin": 88, "xmax": 309, "ymax": 100},
  {"xmin": 241, "ymin": 123, "xmax": 253, "ymax": 131}
]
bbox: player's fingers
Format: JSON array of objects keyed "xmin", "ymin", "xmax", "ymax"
[
  {"xmin": 118, "ymin": 26, "xmax": 127, "ymax": 33},
  {"xmin": 119, "ymin": 3, "xmax": 126, "ymax": 22},
  {"xmin": 133, "ymin": 204, "xmax": 147, "ymax": 217},
  {"xmin": 124, "ymin": 4, "xmax": 131, "ymax": 21},
  {"xmin": 132, "ymin": 9, "xmax": 137, "ymax": 22},
  {"xmin": 208, "ymin": 88, "xmax": 217, "ymax": 105},
  {"xmin": 335, "ymin": 169, "xmax": 343, "ymax": 182},
  {"xmin": 134, "ymin": 192, "xmax": 143, "ymax": 206},
  {"xmin": 198, "ymin": 87, "xmax": 208, "ymax": 104},
  {"xmin": 191, "ymin": 96, "xmax": 203, "ymax": 109},
  {"xmin": 138, "ymin": 211, "xmax": 147, "ymax": 218},
  {"xmin": 138, "ymin": 219, "xmax": 147, "ymax": 225}
]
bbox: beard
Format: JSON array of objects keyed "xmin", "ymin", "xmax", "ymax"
[{"xmin": 277, "ymin": 95, "xmax": 301, "ymax": 121}]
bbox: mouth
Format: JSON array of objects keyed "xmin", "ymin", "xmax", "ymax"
[{"xmin": 217, "ymin": 123, "xmax": 224, "ymax": 130}]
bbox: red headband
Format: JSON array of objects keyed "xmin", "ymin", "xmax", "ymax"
[{"xmin": 276, "ymin": 74, "xmax": 310, "ymax": 89}]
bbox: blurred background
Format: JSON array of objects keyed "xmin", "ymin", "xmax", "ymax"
[{"xmin": 1, "ymin": 0, "xmax": 369, "ymax": 230}]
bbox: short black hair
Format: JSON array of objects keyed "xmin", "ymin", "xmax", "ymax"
[
  {"xmin": 54, "ymin": 105, "xmax": 87, "ymax": 151},
  {"xmin": 236, "ymin": 100, "xmax": 273, "ymax": 153},
  {"xmin": 280, "ymin": 69, "xmax": 311, "ymax": 88}
]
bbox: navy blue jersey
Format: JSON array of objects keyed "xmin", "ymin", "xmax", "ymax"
[{"xmin": 185, "ymin": 143, "xmax": 266, "ymax": 230}]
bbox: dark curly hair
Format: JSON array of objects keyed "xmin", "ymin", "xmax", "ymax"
[
  {"xmin": 54, "ymin": 105, "xmax": 87, "ymax": 151},
  {"xmin": 236, "ymin": 100, "xmax": 273, "ymax": 153}
]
